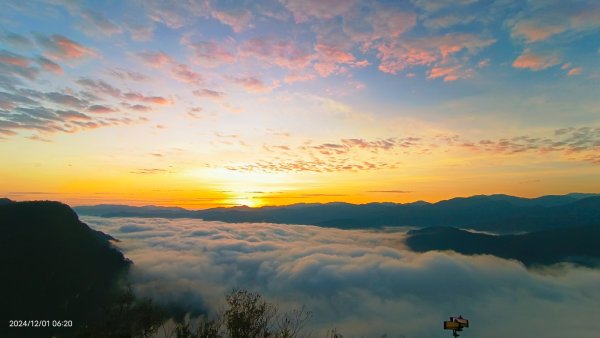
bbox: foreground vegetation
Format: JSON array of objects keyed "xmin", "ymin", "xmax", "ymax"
[{"xmin": 80, "ymin": 288, "xmax": 348, "ymax": 338}]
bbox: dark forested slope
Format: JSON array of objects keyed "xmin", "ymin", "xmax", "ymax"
[
  {"xmin": 0, "ymin": 200, "xmax": 130, "ymax": 337},
  {"xmin": 405, "ymin": 224, "xmax": 600, "ymax": 267}
]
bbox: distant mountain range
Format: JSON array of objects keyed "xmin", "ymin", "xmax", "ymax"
[
  {"xmin": 75, "ymin": 193, "xmax": 600, "ymax": 234},
  {"xmin": 405, "ymin": 225, "xmax": 600, "ymax": 267}
]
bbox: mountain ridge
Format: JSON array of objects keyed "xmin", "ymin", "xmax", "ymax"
[{"xmin": 72, "ymin": 193, "xmax": 600, "ymax": 233}]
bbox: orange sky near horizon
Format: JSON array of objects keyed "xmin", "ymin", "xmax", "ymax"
[{"xmin": 1, "ymin": 0, "xmax": 599, "ymax": 208}]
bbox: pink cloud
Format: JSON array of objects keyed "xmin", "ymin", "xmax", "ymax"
[
  {"xmin": 313, "ymin": 43, "xmax": 369, "ymax": 77},
  {"xmin": 211, "ymin": 8, "xmax": 253, "ymax": 33},
  {"xmin": 376, "ymin": 43, "xmax": 437, "ymax": 74},
  {"xmin": 123, "ymin": 92, "xmax": 172, "ymax": 105},
  {"xmin": 428, "ymin": 65, "xmax": 472, "ymax": 82},
  {"xmin": 36, "ymin": 34, "xmax": 96, "ymax": 60},
  {"xmin": 0, "ymin": 50, "xmax": 30, "ymax": 67},
  {"xmin": 125, "ymin": 21, "xmax": 154, "ymax": 41},
  {"xmin": 240, "ymin": 37, "xmax": 314, "ymax": 69},
  {"xmin": 232, "ymin": 76, "xmax": 280, "ymax": 93},
  {"xmin": 367, "ymin": 4, "xmax": 417, "ymax": 41},
  {"xmin": 315, "ymin": 43, "xmax": 356, "ymax": 64},
  {"xmin": 512, "ymin": 49, "xmax": 560, "ymax": 71},
  {"xmin": 376, "ymin": 34, "xmax": 495, "ymax": 75},
  {"xmin": 511, "ymin": 20, "xmax": 566, "ymax": 43},
  {"xmin": 138, "ymin": 51, "xmax": 202, "ymax": 84},
  {"xmin": 36, "ymin": 56, "xmax": 63, "ymax": 74},
  {"xmin": 510, "ymin": 5, "xmax": 600, "ymax": 43},
  {"xmin": 138, "ymin": 51, "xmax": 172, "ymax": 67},
  {"xmin": 193, "ymin": 89, "xmax": 225, "ymax": 100},
  {"xmin": 280, "ymin": 0, "xmax": 355, "ymax": 22},
  {"xmin": 184, "ymin": 40, "xmax": 236, "ymax": 68},
  {"xmin": 170, "ymin": 63, "xmax": 203, "ymax": 84},
  {"xmin": 567, "ymin": 67, "xmax": 582, "ymax": 76},
  {"xmin": 314, "ymin": 62, "xmax": 342, "ymax": 77}
]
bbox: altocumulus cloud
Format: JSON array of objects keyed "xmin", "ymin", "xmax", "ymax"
[{"xmin": 83, "ymin": 217, "xmax": 600, "ymax": 338}]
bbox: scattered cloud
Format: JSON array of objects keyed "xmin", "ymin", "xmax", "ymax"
[
  {"xmin": 280, "ymin": 0, "xmax": 355, "ymax": 23},
  {"xmin": 170, "ymin": 63, "xmax": 203, "ymax": 84},
  {"xmin": 36, "ymin": 56, "xmax": 63, "ymax": 74},
  {"xmin": 0, "ymin": 31, "xmax": 33, "ymax": 49},
  {"xmin": 123, "ymin": 92, "xmax": 172, "ymax": 105},
  {"xmin": 231, "ymin": 76, "xmax": 280, "ymax": 93},
  {"xmin": 513, "ymin": 49, "xmax": 560, "ymax": 71},
  {"xmin": 193, "ymin": 89, "xmax": 225, "ymax": 100},
  {"xmin": 238, "ymin": 128, "xmax": 600, "ymax": 173},
  {"xmin": 0, "ymin": 50, "xmax": 40, "ymax": 80},
  {"xmin": 80, "ymin": 9, "xmax": 123, "ymax": 36},
  {"xmin": 376, "ymin": 33, "xmax": 495, "ymax": 76},
  {"xmin": 567, "ymin": 67, "xmax": 582, "ymax": 76},
  {"xmin": 76, "ymin": 77, "xmax": 122, "ymax": 97},
  {"xmin": 106, "ymin": 68, "xmax": 149, "ymax": 82},
  {"xmin": 76, "ymin": 77, "xmax": 171, "ymax": 108},
  {"xmin": 428, "ymin": 65, "xmax": 472, "ymax": 82},
  {"xmin": 35, "ymin": 34, "xmax": 97, "ymax": 60},
  {"xmin": 87, "ymin": 104, "xmax": 117, "ymax": 114},
  {"xmin": 45, "ymin": 92, "xmax": 88, "ymax": 108},
  {"xmin": 211, "ymin": 7, "xmax": 253, "ymax": 33},
  {"xmin": 450, "ymin": 127, "xmax": 600, "ymax": 164},
  {"xmin": 138, "ymin": 51, "xmax": 172, "ymax": 67},
  {"xmin": 313, "ymin": 43, "xmax": 369, "ymax": 77},
  {"xmin": 0, "ymin": 94, "xmax": 138, "ymax": 139},
  {"xmin": 240, "ymin": 37, "xmax": 314, "ymax": 70},
  {"xmin": 138, "ymin": 50, "xmax": 203, "ymax": 85},
  {"xmin": 510, "ymin": 1, "xmax": 600, "ymax": 43},
  {"xmin": 226, "ymin": 159, "xmax": 394, "ymax": 173},
  {"xmin": 130, "ymin": 168, "xmax": 170, "ymax": 175},
  {"xmin": 412, "ymin": 0, "xmax": 477, "ymax": 13},
  {"xmin": 183, "ymin": 39, "xmax": 236, "ymax": 68}
]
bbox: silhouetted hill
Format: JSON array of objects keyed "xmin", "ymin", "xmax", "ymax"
[
  {"xmin": 405, "ymin": 225, "xmax": 600, "ymax": 267},
  {"xmin": 74, "ymin": 203, "xmax": 191, "ymax": 218},
  {"xmin": 75, "ymin": 193, "xmax": 600, "ymax": 233},
  {"xmin": 0, "ymin": 200, "xmax": 130, "ymax": 337}
]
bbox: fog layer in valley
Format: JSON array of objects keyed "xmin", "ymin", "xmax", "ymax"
[{"xmin": 83, "ymin": 216, "xmax": 600, "ymax": 338}]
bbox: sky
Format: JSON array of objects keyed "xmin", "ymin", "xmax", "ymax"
[
  {"xmin": 84, "ymin": 216, "xmax": 600, "ymax": 337},
  {"xmin": 1, "ymin": 0, "xmax": 599, "ymax": 208}
]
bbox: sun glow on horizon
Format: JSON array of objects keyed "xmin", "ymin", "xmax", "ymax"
[{"xmin": 0, "ymin": 0, "xmax": 599, "ymax": 207}]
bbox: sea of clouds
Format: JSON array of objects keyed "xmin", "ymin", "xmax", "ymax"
[{"xmin": 83, "ymin": 216, "xmax": 600, "ymax": 338}]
